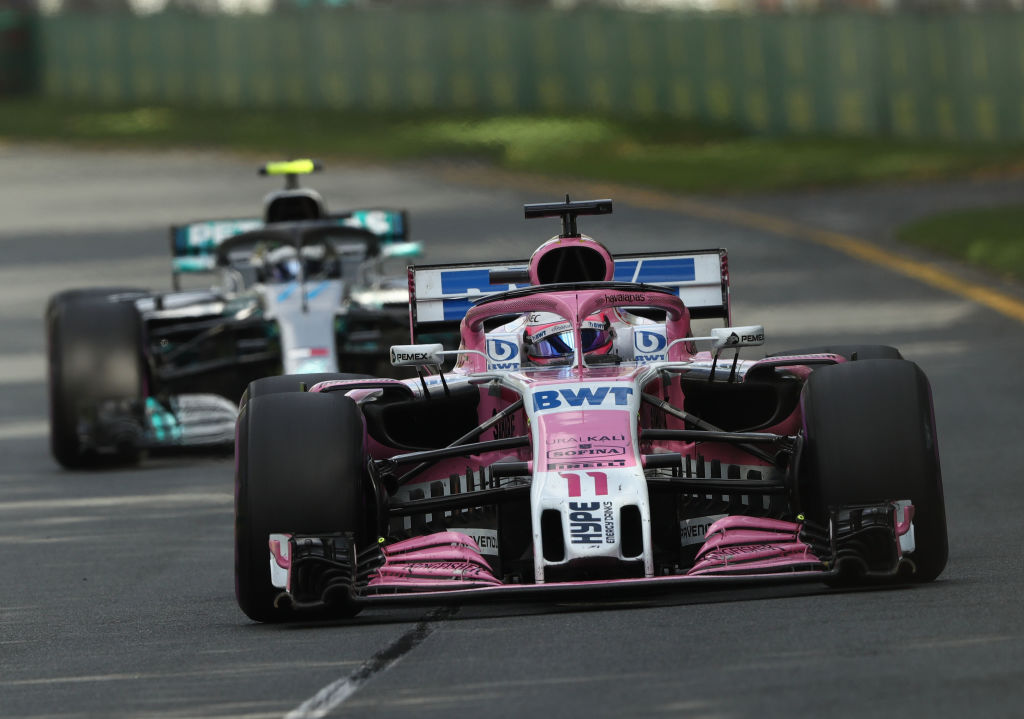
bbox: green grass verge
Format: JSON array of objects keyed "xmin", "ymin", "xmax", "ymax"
[
  {"xmin": 898, "ymin": 206, "xmax": 1024, "ymax": 283},
  {"xmin": 4, "ymin": 99, "xmax": 1024, "ymax": 194}
]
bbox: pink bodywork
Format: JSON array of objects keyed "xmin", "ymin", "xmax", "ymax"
[
  {"xmin": 367, "ymin": 532, "xmax": 502, "ymax": 591},
  {"xmin": 358, "ymin": 520, "xmax": 823, "ymax": 592},
  {"xmin": 309, "ymin": 378, "xmax": 414, "ymax": 397},
  {"xmin": 687, "ymin": 516, "xmax": 824, "ymax": 576},
  {"xmin": 527, "ymin": 236, "xmax": 615, "ymax": 285},
  {"xmin": 458, "ymin": 287, "xmax": 692, "ymax": 373},
  {"xmin": 296, "ymin": 275, "xmax": 854, "ymax": 590}
]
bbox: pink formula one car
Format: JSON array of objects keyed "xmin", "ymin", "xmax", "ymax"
[{"xmin": 234, "ymin": 198, "xmax": 948, "ymax": 623}]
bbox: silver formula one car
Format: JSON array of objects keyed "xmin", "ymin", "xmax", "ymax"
[
  {"xmin": 234, "ymin": 198, "xmax": 948, "ymax": 623},
  {"xmin": 46, "ymin": 160, "xmax": 429, "ymax": 468}
]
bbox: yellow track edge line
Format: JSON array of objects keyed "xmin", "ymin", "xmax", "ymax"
[{"xmin": 436, "ymin": 166, "xmax": 1024, "ymax": 325}]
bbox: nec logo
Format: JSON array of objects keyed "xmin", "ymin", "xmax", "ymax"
[{"xmin": 532, "ymin": 386, "xmax": 633, "ymax": 412}]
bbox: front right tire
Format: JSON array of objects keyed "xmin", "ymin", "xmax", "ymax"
[{"xmin": 46, "ymin": 290, "xmax": 146, "ymax": 469}]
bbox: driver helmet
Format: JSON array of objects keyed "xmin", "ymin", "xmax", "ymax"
[
  {"xmin": 258, "ymin": 245, "xmax": 302, "ymax": 282},
  {"xmin": 524, "ymin": 311, "xmax": 614, "ymax": 365}
]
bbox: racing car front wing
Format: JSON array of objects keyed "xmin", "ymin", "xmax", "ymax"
[{"xmin": 267, "ymin": 502, "xmax": 917, "ymax": 613}]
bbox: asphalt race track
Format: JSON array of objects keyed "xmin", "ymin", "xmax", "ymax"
[{"xmin": 1, "ymin": 145, "xmax": 1022, "ymax": 718}]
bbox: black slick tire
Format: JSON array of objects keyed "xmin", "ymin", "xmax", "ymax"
[
  {"xmin": 237, "ymin": 372, "xmax": 373, "ymax": 411},
  {"xmin": 799, "ymin": 359, "xmax": 948, "ymax": 583},
  {"xmin": 770, "ymin": 345, "xmax": 903, "ymax": 361},
  {"xmin": 234, "ymin": 391, "xmax": 368, "ymax": 623},
  {"xmin": 46, "ymin": 291, "xmax": 146, "ymax": 469}
]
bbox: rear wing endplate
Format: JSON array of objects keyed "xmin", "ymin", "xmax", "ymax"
[
  {"xmin": 408, "ymin": 249, "xmax": 730, "ymax": 339},
  {"xmin": 169, "ymin": 209, "xmax": 408, "ymax": 283}
]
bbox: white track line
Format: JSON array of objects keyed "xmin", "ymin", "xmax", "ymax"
[{"xmin": 284, "ymin": 607, "xmax": 454, "ymax": 719}]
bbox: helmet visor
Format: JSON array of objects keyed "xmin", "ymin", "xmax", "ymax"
[{"xmin": 530, "ymin": 328, "xmax": 611, "ymax": 358}]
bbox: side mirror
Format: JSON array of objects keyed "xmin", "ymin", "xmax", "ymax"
[
  {"xmin": 709, "ymin": 325, "xmax": 765, "ymax": 351},
  {"xmin": 390, "ymin": 343, "xmax": 444, "ymax": 367}
]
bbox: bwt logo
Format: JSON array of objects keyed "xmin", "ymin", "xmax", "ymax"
[
  {"xmin": 487, "ymin": 339, "xmax": 519, "ymax": 361},
  {"xmin": 486, "ymin": 338, "xmax": 520, "ymax": 369},
  {"xmin": 634, "ymin": 329, "xmax": 667, "ymax": 363},
  {"xmin": 532, "ymin": 386, "xmax": 633, "ymax": 412},
  {"xmin": 634, "ymin": 330, "xmax": 667, "ymax": 353}
]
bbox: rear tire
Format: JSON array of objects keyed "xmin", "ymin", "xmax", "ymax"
[
  {"xmin": 46, "ymin": 291, "xmax": 146, "ymax": 469},
  {"xmin": 799, "ymin": 359, "xmax": 947, "ymax": 582},
  {"xmin": 235, "ymin": 391, "xmax": 368, "ymax": 622},
  {"xmin": 238, "ymin": 372, "xmax": 373, "ymax": 411},
  {"xmin": 46, "ymin": 287, "xmax": 147, "ymax": 307},
  {"xmin": 770, "ymin": 345, "xmax": 903, "ymax": 361}
]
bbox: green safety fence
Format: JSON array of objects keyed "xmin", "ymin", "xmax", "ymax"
[
  {"xmin": 879, "ymin": 13, "xmax": 1024, "ymax": 141},
  {"xmin": 0, "ymin": 10, "xmax": 36, "ymax": 95},
  {"xmin": 31, "ymin": 8, "xmax": 1024, "ymax": 141}
]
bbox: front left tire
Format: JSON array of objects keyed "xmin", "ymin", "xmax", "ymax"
[
  {"xmin": 798, "ymin": 359, "xmax": 948, "ymax": 583},
  {"xmin": 234, "ymin": 391, "xmax": 369, "ymax": 622}
]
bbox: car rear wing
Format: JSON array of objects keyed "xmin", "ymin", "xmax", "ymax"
[
  {"xmin": 408, "ymin": 249, "xmax": 730, "ymax": 340},
  {"xmin": 169, "ymin": 209, "xmax": 409, "ymax": 287}
]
